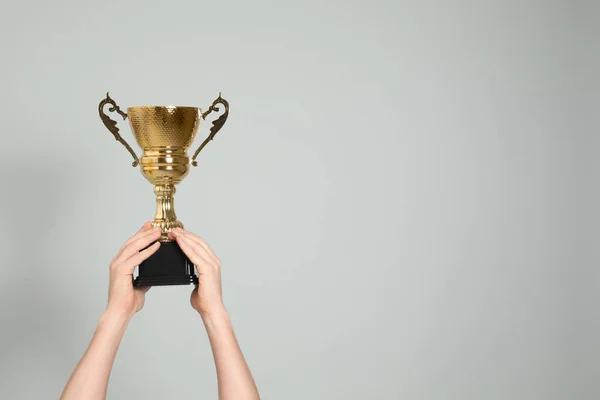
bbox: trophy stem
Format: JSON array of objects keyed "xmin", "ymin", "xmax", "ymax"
[
  {"xmin": 134, "ymin": 183, "xmax": 196, "ymax": 287},
  {"xmin": 153, "ymin": 184, "xmax": 183, "ymax": 241}
]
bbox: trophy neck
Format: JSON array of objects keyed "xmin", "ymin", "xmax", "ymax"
[
  {"xmin": 140, "ymin": 149, "xmax": 190, "ymax": 186},
  {"xmin": 152, "ymin": 184, "xmax": 183, "ymax": 241}
]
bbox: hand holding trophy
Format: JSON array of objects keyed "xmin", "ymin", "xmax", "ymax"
[{"xmin": 98, "ymin": 92, "xmax": 230, "ymax": 287}]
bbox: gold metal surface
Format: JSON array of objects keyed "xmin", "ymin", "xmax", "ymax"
[
  {"xmin": 98, "ymin": 93, "xmax": 140, "ymax": 167},
  {"xmin": 192, "ymin": 93, "xmax": 230, "ymax": 166},
  {"xmin": 98, "ymin": 92, "xmax": 230, "ymax": 241}
]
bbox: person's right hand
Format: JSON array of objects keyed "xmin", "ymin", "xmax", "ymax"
[
  {"xmin": 168, "ymin": 228, "xmax": 224, "ymax": 316},
  {"xmin": 106, "ymin": 222, "xmax": 162, "ymax": 318}
]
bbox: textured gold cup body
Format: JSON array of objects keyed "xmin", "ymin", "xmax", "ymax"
[
  {"xmin": 128, "ymin": 106, "xmax": 199, "ymax": 185},
  {"xmin": 128, "ymin": 106, "xmax": 200, "ymax": 150}
]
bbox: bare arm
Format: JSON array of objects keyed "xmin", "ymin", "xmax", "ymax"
[
  {"xmin": 60, "ymin": 223, "xmax": 161, "ymax": 400},
  {"xmin": 170, "ymin": 228, "xmax": 260, "ymax": 400}
]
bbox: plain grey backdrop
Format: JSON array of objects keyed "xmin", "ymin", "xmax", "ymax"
[{"xmin": 0, "ymin": 0, "xmax": 597, "ymax": 399}]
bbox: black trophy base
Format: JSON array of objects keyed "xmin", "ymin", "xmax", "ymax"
[{"xmin": 133, "ymin": 241, "xmax": 198, "ymax": 287}]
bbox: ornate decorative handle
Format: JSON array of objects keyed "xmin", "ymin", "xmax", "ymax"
[
  {"xmin": 191, "ymin": 93, "xmax": 230, "ymax": 167},
  {"xmin": 98, "ymin": 92, "xmax": 140, "ymax": 167}
]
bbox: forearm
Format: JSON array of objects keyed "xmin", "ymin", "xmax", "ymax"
[
  {"xmin": 202, "ymin": 308, "xmax": 260, "ymax": 400},
  {"xmin": 61, "ymin": 310, "xmax": 130, "ymax": 400}
]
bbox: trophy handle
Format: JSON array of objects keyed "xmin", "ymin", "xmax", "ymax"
[
  {"xmin": 98, "ymin": 92, "xmax": 140, "ymax": 167},
  {"xmin": 191, "ymin": 93, "xmax": 230, "ymax": 167}
]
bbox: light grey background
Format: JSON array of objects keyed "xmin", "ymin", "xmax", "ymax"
[{"xmin": 0, "ymin": 0, "xmax": 597, "ymax": 399}]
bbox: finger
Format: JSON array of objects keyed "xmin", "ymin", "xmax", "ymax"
[
  {"xmin": 176, "ymin": 235, "xmax": 210, "ymax": 263},
  {"xmin": 124, "ymin": 222, "xmax": 155, "ymax": 247},
  {"xmin": 119, "ymin": 227, "xmax": 161, "ymax": 261},
  {"xmin": 123, "ymin": 241, "xmax": 161, "ymax": 274},
  {"xmin": 115, "ymin": 222, "xmax": 154, "ymax": 259},
  {"xmin": 116, "ymin": 228, "xmax": 162, "ymax": 264},
  {"xmin": 175, "ymin": 235, "xmax": 212, "ymax": 270},
  {"xmin": 138, "ymin": 221, "xmax": 153, "ymax": 232},
  {"xmin": 116, "ymin": 227, "xmax": 161, "ymax": 263},
  {"xmin": 170, "ymin": 228, "xmax": 217, "ymax": 259},
  {"xmin": 177, "ymin": 234, "xmax": 214, "ymax": 265}
]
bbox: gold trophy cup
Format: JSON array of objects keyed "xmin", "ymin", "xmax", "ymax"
[{"xmin": 98, "ymin": 92, "xmax": 229, "ymax": 287}]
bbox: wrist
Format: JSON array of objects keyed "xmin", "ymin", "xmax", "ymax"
[
  {"xmin": 105, "ymin": 299, "xmax": 137, "ymax": 320},
  {"xmin": 199, "ymin": 305, "xmax": 229, "ymax": 324},
  {"xmin": 100, "ymin": 307, "xmax": 132, "ymax": 330},
  {"xmin": 200, "ymin": 306, "xmax": 236, "ymax": 344}
]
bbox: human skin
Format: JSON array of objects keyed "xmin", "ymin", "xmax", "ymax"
[{"xmin": 60, "ymin": 222, "xmax": 259, "ymax": 400}]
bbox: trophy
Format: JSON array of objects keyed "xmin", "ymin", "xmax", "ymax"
[{"xmin": 98, "ymin": 92, "xmax": 229, "ymax": 287}]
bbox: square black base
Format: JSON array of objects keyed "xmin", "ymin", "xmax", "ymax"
[{"xmin": 133, "ymin": 241, "xmax": 198, "ymax": 287}]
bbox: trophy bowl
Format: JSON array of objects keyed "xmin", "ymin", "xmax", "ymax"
[
  {"xmin": 128, "ymin": 105, "xmax": 200, "ymax": 185},
  {"xmin": 98, "ymin": 93, "xmax": 230, "ymax": 287}
]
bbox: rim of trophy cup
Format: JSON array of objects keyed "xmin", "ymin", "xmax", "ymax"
[{"xmin": 126, "ymin": 105, "xmax": 201, "ymax": 111}]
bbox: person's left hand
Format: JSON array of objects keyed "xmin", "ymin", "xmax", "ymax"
[
  {"xmin": 106, "ymin": 222, "xmax": 162, "ymax": 318},
  {"xmin": 168, "ymin": 228, "xmax": 224, "ymax": 316}
]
